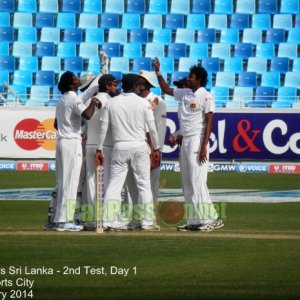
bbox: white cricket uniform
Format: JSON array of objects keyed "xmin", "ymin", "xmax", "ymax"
[
  {"xmin": 81, "ymin": 92, "xmax": 111, "ymax": 222},
  {"xmin": 97, "ymin": 92, "xmax": 158, "ymax": 228},
  {"xmin": 173, "ymin": 87, "xmax": 219, "ymax": 225},
  {"xmin": 54, "ymin": 91, "xmax": 87, "ymax": 223}
]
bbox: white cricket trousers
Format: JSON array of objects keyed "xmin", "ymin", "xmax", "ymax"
[
  {"xmin": 82, "ymin": 146, "xmax": 112, "ymax": 222},
  {"xmin": 180, "ymin": 135, "xmax": 218, "ymax": 225},
  {"xmin": 54, "ymin": 138, "xmax": 83, "ymax": 223},
  {"xmin": 103, "ymin": 143, "xmax": 154, "ymax": 227}
]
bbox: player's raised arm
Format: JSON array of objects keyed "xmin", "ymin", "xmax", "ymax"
[{"xmin": 154, "ymin": 57, "xmax": 174, "ymax": 96}]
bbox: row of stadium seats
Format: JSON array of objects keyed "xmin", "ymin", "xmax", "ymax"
[
  {"xmin": 1, "ymin": 0, "xmax": 299, "ymax": 15},
  {"xmin": 2, "ymin": 12, "xmax": 300, "ymax": 30}
]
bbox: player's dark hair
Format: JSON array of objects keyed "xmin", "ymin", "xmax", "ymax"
[
  {"xmin": 190, "ymin": 65, "xmax": 208, "ymax": 87},
  {"xmin": 58, "ymin": 71, "xmax": 75, "ymax": 94}
]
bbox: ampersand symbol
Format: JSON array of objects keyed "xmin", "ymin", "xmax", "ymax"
[{"xmin": 233, "ymin": 120, "xmax": 261, "ymax": 152}]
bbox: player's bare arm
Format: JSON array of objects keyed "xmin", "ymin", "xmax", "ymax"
[
  {"xmin": 154, "ymin": 57, "xmax": 174, "ymax": 96},
  {"xmin": 81, "ymin": 97, "xmax": 102, "ymax": 120},
  {"xmin": 199, "ymin": 112, "xmax": 214, "ymax": 164}
]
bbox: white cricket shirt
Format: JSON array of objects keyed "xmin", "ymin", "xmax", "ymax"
[{"xmin": 173, "ymin": 87, "xmax": 215, "ymax": 137}]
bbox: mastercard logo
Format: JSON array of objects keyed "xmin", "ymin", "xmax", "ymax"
[{"xmin": 14, "ymin": 118, "xmax": 57, "ymax": 151}]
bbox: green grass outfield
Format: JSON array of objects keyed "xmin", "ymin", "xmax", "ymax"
[{"xmin": 0, "ymin": 171, "xmax": 299, "ymax": 300}]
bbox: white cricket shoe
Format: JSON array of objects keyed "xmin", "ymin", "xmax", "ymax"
[
  {"xmin": 198, "ymin": 219, "xmax": 224, "ymax": 232},
  {"xmin": 55, "ymin": 222, "xmax": 83, "ymax": 232}
]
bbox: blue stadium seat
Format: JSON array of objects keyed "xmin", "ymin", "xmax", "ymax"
[
  {"xmin": 234, "ymin": 43, "xmax": 253, "ymax": 59},
  {"xmin": 278, "ymin": 43, "xmax": 298, "ymax": 59},
  {"xmin": 189, "ymin": 43, "xmax": 209, "ymax": 59},
  {"xmin": 192, "ymin": 0, "xmax": 211, "ymax": 14},
  {"xmin": 12, "ymin": 42, "xmax": 33, "ymax": 57},
  {"xmin": 148, "ymin": 0, "xmax": 168, "ymax": 14},
  {"xmin": 280, "ymin": 0, "xmax": 299, "ymax": 14},
  {"xmin": 247, "ymin": 57, "xmax": 267, "ymax": 74},
  {"xmin": 17, "ymin": 0, "xmax": 37, "ymax": 12},
  {"xmin": 186, "ymin": 14, "xmax": 206, "ymax": 29},
  {"xmin": 83, "ymin": 0, "xmax": 102, "ymax": 13},
  {"xmin": 159, "ymin": 57, "xmax": 175, "ymax": 74},
  {"xmin": 19, "ymin": 56, "xmax": 38, "ymax": 71},
  {"xmin": 85, "ymin": 28, "xmax": 104, "ymax": 44},
  {"xmin": 13, "ymin": 70, "xmax": 33, "ymax": 87},
  {"xmin": 277, "ymin": 87, "xmax": 297, "ymax": 103},
  {"xmin": 61, "ymin": 0, "xmax": 81, "ymax": 13},
  {"xmin": 232, "ymin": 87, "xmax": 253, "ymax": 103},
  {"xmin": 35, "ymin": 42, "xmax": 55, "ymax": 57},
  {"xmin": 265, "ymin": 29, "xmax": 285, "ymax": 44},
  {"xmin": 255, "ymin": 87, "xmax": 275, "ymax": 103},
  {"xmin": 292, "ymin": 58, "xmax": 300, "ymax": 72},
  {"xmin": 35, "ymin": 71, "xmax": 55, "ymax": 86},
  {"xmin": 215, "ymin": 72, "xmax": 236, "ymax": 88},
  {"xmin": 242, "ymin": 29, "xmax": 263, "ymax": 44},
  {"xmin": 132, "ymin": 57, "xmax": 152, "ymax": 72},
  {"xmin": 64, "ymin": 57, "xmax": 83, "ymax": 73},
  {"xmin": 261, "ymin": 72, "xmax": 281, "ymax": 88},
  {"xmin": 0, "ymin": 0, "xmax": 15, "ymax": 12},
  {"xmin": 153, "ymin": 28, "xmax": 172, "ymax": 44},
  {"xmin": 108, "ymin": 28, "xmax": 127, "ymax": 44},
  {"xmin": 7, "ymin": 84, "xmax": 28, "ymax": 103},
  {"xmin": 211, "ymin": 87, "xmax": 230, "ymax": 105},
  {"xmin": 170, "ymin": 0, "xmax": 190, "ymax": 14},
  {"xmin": 171, "ymin": 71, "xmax": 189, "ymax": 84},
  {"xmin": 178, "ymin": 57, "xmax": 198, "ymax": 72},
  {"xmin": 127, "ymin": 0, "xmax": 146, "ymax": 14},
  {"xmin": 0, "ymin": 42, "xmax": 9, "ymax": 56},
  {"xmin": 122, "ymin": 13, "xmax": 141, "ymax": 29},
  {"xmin": 35, "ymin": 13, "xmax": 55, "ymax": 28},
  {"xmin": 214, "ymin": 0, "xmax": 233, "ymax": 14},
  {"xmin": 41, "ymin": 57, "xmax": 61, "ymax": 73},
  {"xmin": 29, "ymin": 85, "xmax": 50, "ymax": 102},
  {"xmin": 246, "ymin": 101, "xmax": 270, "ymax": 108},
  {"xmin": 124, "ymin": 43, "xmax": 142, "ymax": 58},
  {"xmin": 39, "ymin": 0, "xmax": 59, "ymax": 13},
  {"xmin": 130, "ymin": 28, "xmax": 148, "ymax": 43},
  {"xmin": 220, "ymin": 28, "xmax": 239, "ymax": 44},
  {"xmin": 230, "ymin": 14, "xmax": 250, "ymax": 29},
  {"xmin": 100, "ymin": 13, "xmax": 120, "ymax": 29},
  {"xmin": 63, "ymin": 28, "xmax": 83, "ymax": 44},
  {"xmin": 101, "ymin": 42, "xmax": 121, "ymax": 57},
  {"xmin": 238, "ymin": 72, "xmax": 257, "ymax": 87},
  {"xmin": 284, "ymin": 72, "xmax": 300, "ymax": 88},
  {"xmin": 296, "ymin": 14, "xmax": 300, "ymax": 27},
  {"xmin": 110, "ymin": 57, "xmax": 129, "ymax": 73},
  {"xmin": 236, "ymin": 0, "xmax": 256, "ymax": 14},
  {"xmin": 258, "ymin": 0, "xmax": 278, "ymax": 14},
  {"xmin": 143, "ymin": 14, "xmax": 162, "ymax": 30},
  {"xmin": 211, "ymin": 43, "xmax": 231, "ymax": 59},
  {"xmin": 273, "ymin": 14, "xmax": 293, "ymax": 30},
  {"xmin": 105, "ymin": 0, "xmax": 124, "ymax": 14},
  {"xmin": 40, "ymin": 28, "xmax": 60, "ymax": 44},
  {"xmin": 255, "ymin": 43, "xmax": 275, "ymax": 59},
  {"xmin": 271, "ymin": 101, "xmax": 293, "ymax": 108},
  {"xmin": 197, "ymin": 29, "xmax": 216, "ymax": 43},
  {"xmin": 0, "ymin": 27, "xmax": 13, "ymax": 42},
  {"xmin": 251, "ymin": 14, "xmax": 271, "ymax": 30},
  {"xmin": 175, "ymin": 29, "xmax": 195, "ymax": 44},
  {"xmin": 79, "ymin": 13, "xmax": 99, "ymax": 29},
  {"xmin": 0, "ymin": 70, "xmax": 9, "ymax": 84},
  {"xmin": 223, "ymin": 57, "xmax": 243, "ymax": 72},
  {"xmin": 167, "ymin": 43, "xmax": 186, "ymax": 59},
  {"xmin": 201, "ymin": 57, "xmax": 220, "ymax": 73},
  {"xmin": 56, "ymin": 13, "xmax": 76, "ymax": 29},
  {"xmin": 79, "ymin": 42, "xmax": 99, "ymax": 58},
  {"xmin": 165, "ymin": 14, "xmax": 185, "ymax": 30},
  {"xmin": 17, "ymin": 27, "xmax": 37, "ymax": 42},
  {"xmin": 287, "ymin": 28, "xmax": 300, "ymax": 43},
  {"xmin": 0, "ymin": 12, "xmax": 10, "ymax": 26},
  {"xmin": 109, "ymin": 71, "xmax": 122, "ymax": 82},
  {"xmin": 270, "ymin": 57, "xmax": 289, "ymax": 73},
  {"xmin": 13, "ymin": 13, "xmax": 33, "ymax": 28},
  {"xmin": 145, "ymin": 43, "xmax": 165, "ymax": 58},
  {"xmin": 87, "ymin": 57, "xmax": 100, "ymax": 74},
  {"xmin": 57, "ymin": 42, "xmax": 77, "ymax": 58},
  {"xmin": 208, "ymin": 14, "xmax": 228, "ymax": 30}
]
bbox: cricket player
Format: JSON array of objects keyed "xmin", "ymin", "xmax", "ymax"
[
  {"xmin": 95, "ymin": 74, "xmax": 161, "ymax": 231},
  {"xmin": 81, "ymin": 74, "xmax": 119, "ymax": 229},
  {"xmin": 154, "ymin": 58, "xmax": 224, "ymax": 232},
  {"xmin": 53, "ymin": 71, "xmax": 101, "ymax": 232}
]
